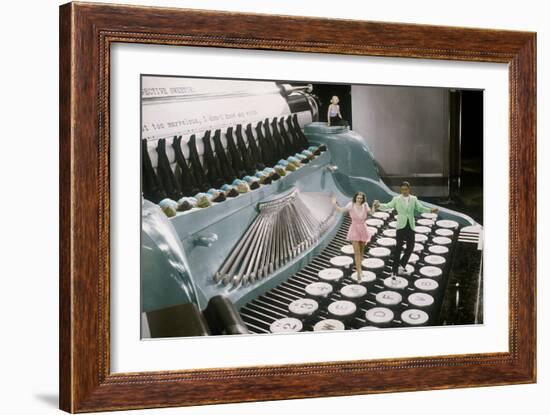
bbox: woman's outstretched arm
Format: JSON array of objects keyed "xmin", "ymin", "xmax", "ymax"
[{"xmin": 331, "ymin": 195, "xmax": 349, "ymax": 213}]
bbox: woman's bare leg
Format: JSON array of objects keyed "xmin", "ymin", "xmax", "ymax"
[
  {"xmin": 352, "ymin": 241, "xmax": 362, "ymax": 280},
  {"xmin": 358, "ymin": 241, "xmax": 365, "ymax": 278}
]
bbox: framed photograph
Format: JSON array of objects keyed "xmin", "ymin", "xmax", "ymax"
[{"xmin": 59, "ymin": 2, "xmax": 536, "ymax": 412}]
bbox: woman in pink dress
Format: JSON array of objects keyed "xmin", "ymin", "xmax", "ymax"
[{"xmin": 331, "ymin": 192, "xmax": 373, "ymax": 280}]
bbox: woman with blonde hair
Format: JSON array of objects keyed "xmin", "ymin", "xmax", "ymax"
[
  {"xmin": 327, "ymin": 95, "xmax": 343, "ymax": 126},
  {"xmin": 331, "ymin": 191, "xmax": 373, "ymax": 280}
]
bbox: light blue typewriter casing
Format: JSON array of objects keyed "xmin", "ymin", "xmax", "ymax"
[{"xmin": 141, "ymin": 122, "xmax": 477, "ymax": 313}]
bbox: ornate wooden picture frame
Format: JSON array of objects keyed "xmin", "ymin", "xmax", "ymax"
[{"xmin": 59, "ymin": 2, "xmax": 536, "ymax": 412}]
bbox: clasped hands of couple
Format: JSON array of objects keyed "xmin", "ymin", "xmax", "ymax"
[
  {"xmin": 331, "ymin": 196, "xmax": 439, "ymax": 215},
  {"xmin": 372, "ymin": 199, "xmax": 439, "ymax": 214}
]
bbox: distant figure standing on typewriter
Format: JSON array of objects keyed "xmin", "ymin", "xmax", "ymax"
[
  {"xmin": 327, "ymin": 95, "xmax": 345, "ymax": 126},
  {"xmin": 373, "ymin": 182, "xmax": 438, "ymax": 278},
  {"xmin": 331, "ymin": 192, "xmax": 373, "ymax": 280}
]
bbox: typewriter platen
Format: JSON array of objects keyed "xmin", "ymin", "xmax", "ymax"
[{"xmin": 140, "ymin": 77, "xmax": 483, "ymax": 338}]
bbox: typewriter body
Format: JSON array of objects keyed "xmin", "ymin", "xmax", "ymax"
[{"xmin": 140, "ymin": 77, "xmax": 483, "ymax": 337}]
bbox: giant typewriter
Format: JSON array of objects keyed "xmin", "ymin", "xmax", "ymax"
[{"xmin": 141, "ymin": 78, "xmax": 483, "ymax": 338}]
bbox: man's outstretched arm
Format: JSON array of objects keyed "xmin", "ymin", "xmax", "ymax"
[
  {"xmin": 375, "ymin": 197, "xmax": 397, "ymax": 210},
  {"xmin": 415, "ymin": 197, "xmax": 438, "ymax": 214}
]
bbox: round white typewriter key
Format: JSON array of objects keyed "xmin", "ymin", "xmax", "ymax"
[
  {"xmin": 408, "ymin": 292, "xmax": 435, "ymax": 307},
  {"xmin": 305, "ymin": 282, "xmax": 333, "ymax": 299},
  {"xmin": 362, "ymin": 258, "xmax": 385, "ymax": 273},
  {"xmin": 399, "ymin": 264, "xmax": 415, "ymax": 275},
  {"xmin": 401, "ymin": 253, "xmax": 420, "ymax": 264},
  {"xmin": 413, "ymin": 243, "xmax": 424, "ymax": 253},
  {"xmin": 419, "ymin": 266, "xmax": 443, "ymax": 278},
  {"xmin": 340, "ymin": 244, "xmax": 355, "ymax": 255},
  {"xmin": 401, "ymin": 309, "xmax": 429, "ymax": 325},
  {"xmin": 415, "ymin": 234, "xmax": 428, "ymax": 243},
  {"xmin": 436, "ymin": 219, "xmax": 459, "ymax": 229},
  {"xmin": 414, "ymin": 278, "xmax": 440, "ymax": 291},
  {"xmin": 417, "ymin": 218, "xmax": 435, "ymax": 227},
  {"xmin": 313, "ymin": 319, "xmax": 345, "ymax": 332},
  {"xmin": 270, "ymin": 317, "xmax": 303, "ymax": 333},
  {"xmin": 288, "ymin": 298, "xmax": 319, "ymax": 317},
  {"xmin": 318, "ymin": 268, "xmax": 344, "ymax": 282},
  {"xmin": 366, "ymin": 307, "xmax": 394, "ymax": 325},
  {"xmin": 432, "ymin": 236, "xmax": 452, "ymax": 245},
  {"xmin": 377, "ymin": 237, "xmax": 397, "ymax": 247},
  {"xmin": 428, "ymin": 245, "xmax": 449, "ymax": 255},
  {"xmin": 330, "ymin": 255, "xmax": 354, "ymax": 268},
  {"xmin": 414, "ymin": 226, "xmax": 431, "ymax": 234},
  {"xmin": 351, "ymin": 270, "xmax": 377, "ymax": 283},
  {"xmin": 383, "ymin": 229, "xmax": 396, "ymax": 238},
  {"xmin": 367, "ymin": 226, "xmax": 378, "ymax": 236},
  {"xmin": 421, "ymin": 212, "xmax": 438, "ymax": 220},
  {"xmin": 373, "ymin": 211, "xmax": 390, "ymax": 220},
  {"xmin": 340, "ymin": 284, "xmax": 368, "ymax": 301},
  {"xmin": 359, "ymin": 326, "xmax": 380, "ymax": 330},
  {"xmin": 366, "ymin": 218, "xmax": 384, "ymax": 228},
  {"xmin": 328, "ymin": 300, "xmax": 357, "ymax": 319},
  {"xmin": 389, "ymin": 221, "xmax": 397, "ymax": 228},
  {"xmin": 368, "ymin": 247, "xmax": 391, "ymax": 258},
  {"xmin": 375, "ymin": 290, "xmax": 403, "ymax": 306},
  {"xmin": 424, "ymin": 255, "xmax": 446, "ymax": 266},
  {"xmin": 384, "ymin": 276, "xmax": 409, "ymax": 289},
  {"xmin": 435, "ymin": 228, "xmax": 454, "ymax": 237}
]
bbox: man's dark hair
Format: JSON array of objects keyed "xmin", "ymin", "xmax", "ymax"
[{"xmin": 400, "ymin": 181, "xmax": 411, "ymax": 188}]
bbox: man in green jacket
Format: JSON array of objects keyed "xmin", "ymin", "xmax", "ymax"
[{"xmin": 373, "ymin": 182, "xmax": 438, "ymax": 278}]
